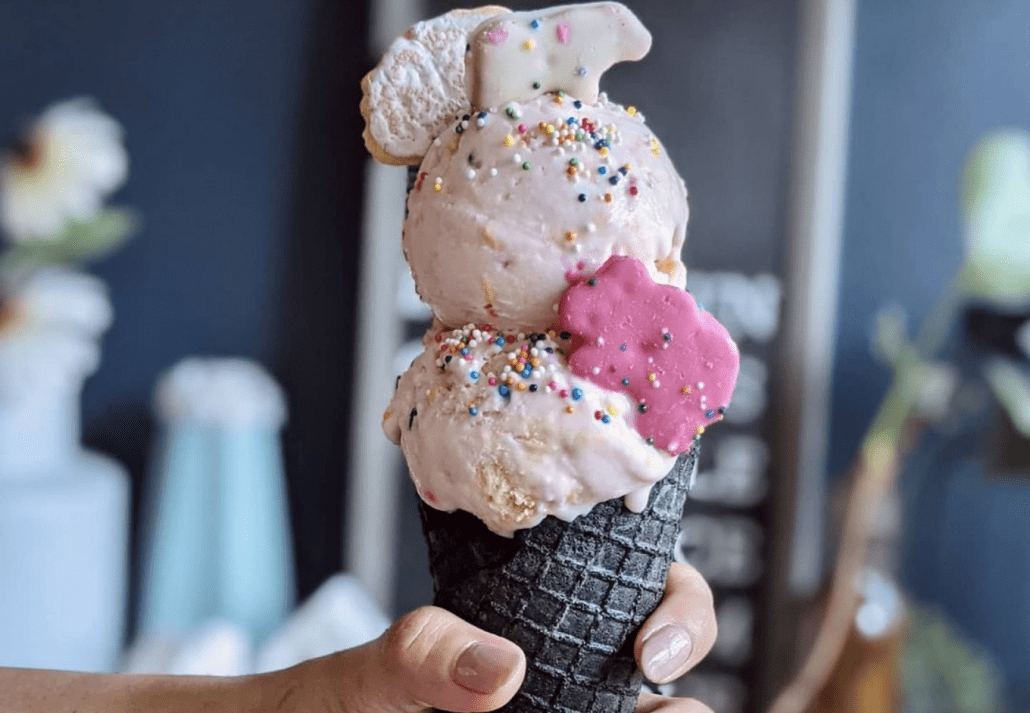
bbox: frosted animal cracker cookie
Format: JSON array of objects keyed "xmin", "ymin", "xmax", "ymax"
[{"xmin": 361, "ymin": 6, "xmax": 509, "ymax": 165}]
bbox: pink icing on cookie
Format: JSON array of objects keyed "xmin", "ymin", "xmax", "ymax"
[
  {"xmin": 558, "ymin": 256, "xmax": 740, "ymax": 454},
  {"xmin": 485, "ymin": 25, "xmax": 509, "ymax": 44},
  {"xmin": 556, "ymin": 22, "xmax": 570, "ymax": 43}
]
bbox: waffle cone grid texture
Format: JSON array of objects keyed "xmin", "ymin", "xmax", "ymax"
[{"xmin": 419, "ymin": 447, "xmax": 695, "ymax": 713}]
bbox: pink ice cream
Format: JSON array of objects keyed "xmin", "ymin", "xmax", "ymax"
[
  {"xmin": 403, "ymin": 92, "xmax": 688, "ymax": 332},
  {"xmin": 377, "ymin": 3, "xmax": 738, "ymax": 536}
]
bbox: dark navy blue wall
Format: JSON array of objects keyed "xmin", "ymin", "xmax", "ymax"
[
  {"xmin": 0, "ymin": 0, "xmax": 371, "ymax": 609},
  {"xmin": 831, "ymin": 0, "xmax": 1030, "ymax": 702},
  {"xmin": 831, "ymin": 2, "xmax": 1029, "ymax": 473},
  {"xmin": 0, "ymin": 1, "xmax": 309, "ymax": 378}
]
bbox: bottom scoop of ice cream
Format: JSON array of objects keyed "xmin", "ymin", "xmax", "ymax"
[{"xmin": 384, "ymin": 323, "xmax": 677, "ymax": 536}]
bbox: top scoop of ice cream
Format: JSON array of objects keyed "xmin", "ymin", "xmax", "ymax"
[{"xmin": 404, "ymin": 92, "xmax": 688, "ymax": 331}]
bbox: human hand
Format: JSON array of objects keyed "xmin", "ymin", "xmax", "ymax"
[
  {"xmin": 268, "ymin": 562, "xmax": 716, "ymax": 713},
  {"xmin": 633, "ymin": 561, "xmax": 718, "ymax": 712}
]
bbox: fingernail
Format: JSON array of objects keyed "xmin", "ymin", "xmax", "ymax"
[
  {"xmin": 641, "ymin": 625, "xmax": 693, "ymax": 683},
  {"xmin": 453, "ymin": 642, "xmax": 521, "ymax": 694}
]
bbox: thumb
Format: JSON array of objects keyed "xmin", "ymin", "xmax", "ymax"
[{"xmin": 348, "ymin": 606, "xmax": 526, "ymax": 713}]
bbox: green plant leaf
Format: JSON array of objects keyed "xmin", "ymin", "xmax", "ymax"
[{"xmin": 0, "ymin": 207, "xmax": 138, "ymax": 274}]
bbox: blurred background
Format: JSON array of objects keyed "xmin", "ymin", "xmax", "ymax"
[{"xmin": 0, "ymin": 0, "xmax": 1027, "ymax": 712}]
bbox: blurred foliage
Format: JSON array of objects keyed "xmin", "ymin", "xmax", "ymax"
[
  {"xmin": 0, "ymin": 208, "xmax": 137, "ymax": 285},
  {"xmin": 904, "ymin": 604, "xmax": 1003, "ymax": 713},
  {"xmin": 867, "ymin": 129, "xmax": 1030, "ymax": 441},
  {"xmin": 960, "ymin": 130, "xmax": 1030, "ymax": 307}
]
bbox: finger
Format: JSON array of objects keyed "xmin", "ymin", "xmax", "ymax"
[
  {"xmin": 353, "ymin": 606, "xmax": 526, "ymax": 713},
  {"xmin": 635, "ymin": 562, "xmax": 717, "ymax": 684},
  {"xmin": 637, "ymin": 692, "xmax": 715, "ymax": 713}
]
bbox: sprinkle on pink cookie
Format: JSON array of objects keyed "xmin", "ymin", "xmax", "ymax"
[
  {"xmin": 484, "ymin": 26, "xmax": 509, "ymax": 44},
  {"xmin": 558, "ymin": 256, "xmax": 740, "ymax": 454}
]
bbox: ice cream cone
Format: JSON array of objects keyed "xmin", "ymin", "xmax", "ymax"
[{"xmin": 419, "ymin": 446, "xmax": 697, "ymax": 713}]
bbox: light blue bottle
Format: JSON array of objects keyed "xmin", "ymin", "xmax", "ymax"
[
  {"xmin": 139, "ymin": 358, "xmax": 293, "ymax": 645},
  {"xmin": 139, "ymin": 421, "xmax": 219, "ymax": 635},
  {"xmin": 218, "ymin": 425, "xmax": 294, "ymax": 643}
]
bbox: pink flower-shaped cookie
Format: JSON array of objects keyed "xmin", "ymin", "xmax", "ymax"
[{"xmin": 558, "ymin": 255, "xmax": 740, "ymax": 454}]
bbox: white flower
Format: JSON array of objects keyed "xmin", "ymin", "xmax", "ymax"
[
  {"xmin": 0, "ymin": 98, "xmax": 128, "ymax": 243},
  {"xmin": 0, "ymin": 268, "xmax": 112, "ymax": 400}
]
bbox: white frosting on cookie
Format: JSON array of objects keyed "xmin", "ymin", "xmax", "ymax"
[{"xmin": 466, "ymin": 2, "xmax": 651, "ymax": 110}]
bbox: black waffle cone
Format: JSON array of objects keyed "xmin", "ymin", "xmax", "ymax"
[{"xmin": 418, "ymin": 446, "xmax": 697, "ymax": 713}]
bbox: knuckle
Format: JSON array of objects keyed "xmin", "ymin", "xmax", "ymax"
[
  {"xmin": 671, "ymin": 565, "xmax": 717, "ymax": 659},
  {"xmin": 698, "ymin": 576, "xmax": 715, "ymax": 608},
  {"xmin": 677, "ymin": 561, "xmax": 715, "ymax": 604},
  {"xmin": 383, "ymin": 606, "xmax": 439, "ymax": 667}
]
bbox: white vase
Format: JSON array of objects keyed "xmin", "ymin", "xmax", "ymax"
[{"xmin": 0, "ymin": 268, "xmax": 130, "ymax": 672}]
